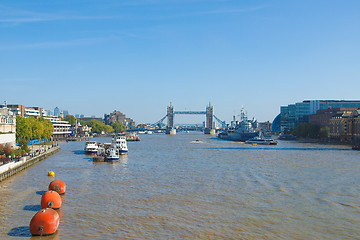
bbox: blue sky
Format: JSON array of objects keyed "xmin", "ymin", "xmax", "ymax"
[{"xmin": 1, "ymin": 0, "xmax": 359, "ymax": 124}]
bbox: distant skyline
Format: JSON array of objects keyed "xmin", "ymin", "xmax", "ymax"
[{"xmin": 1, "ymin": 0, "xmax": 360, "ymax": 124}]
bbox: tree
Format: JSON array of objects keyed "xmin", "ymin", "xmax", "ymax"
[
  {"xmin": 16, "ymin": 115, "xmax": 32, "ymax": 142},
  {"xmin": 2, "ymin": 143, "xmax": 12, "ymax": 157},
  {"xmin": 86, "ymin": 119, "xmax": 105, "ymax": 133},
  {"xmin": 38, "ymin": 117, "xmax": 54, "ymax": 139},
  {"xmin": 65, "ymin": 115, "xmax": 77, "ymax": 125},
  {"xmin": 84, "ymin": 119, "xmax": 115, "ymax": 133},
  {"xmin": 19, "ymin": 139, "xmax": 30, "ymax": 153},
  {"xmin": 104, "ymin": 125, "xmax": 114, "ymax": 133},
  {"xmin": 16, "ymin": 116, "xmax": 54, "ymax": 146},
  {"xmin": 295, "ymin": 123, "xmax": 320, "ymax": 138},
  {"xmin": 319, "ymin": 127, "xmax": 330, "ymax": 139},
  {"xmin": 28, "ymin": 117, "xmax": 43, "ymax": 140},
  {"xmin": 111, "ymin": 123, "xmax": 126, "ymax": 133}
]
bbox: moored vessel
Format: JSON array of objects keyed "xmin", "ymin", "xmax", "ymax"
[
  {"xmin": 218, "ymin": 108, "xmax": 260, "ymax": 142},
  {"xmin": 84, "ymin": 141, "xmax": 98, "ymax": 154},
  {"xmin": 126, "ymin": 133, "xmax": 141, "ymax": 141},
  {"xmin": 105, "ymin": 147, "xmax": 120, "ymax": 162},
  {"xmin": 113, "ymin": 135, "xmax": 128, "ymax": 155},
  {"xmin": 93, "ymin": 146, "xmax": 106, "ymax": 162}
]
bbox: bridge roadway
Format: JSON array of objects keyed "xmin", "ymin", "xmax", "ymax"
[{"xmin": 174, "ymin": 111, "xmax": 206, "ymax": 115}]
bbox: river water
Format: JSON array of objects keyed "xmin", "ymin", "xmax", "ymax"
[{"xmin": 0, "ymin": 132, "xmax": 359, "ymax": 239}]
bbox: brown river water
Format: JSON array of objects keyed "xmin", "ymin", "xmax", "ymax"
[{"xmin": 0, "ymin": 132, "xmax": 359, "ymax": 239}]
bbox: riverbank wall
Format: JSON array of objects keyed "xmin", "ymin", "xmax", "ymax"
[{"xmin": 0, "ymin": 146, "xmax": 60, "ymax": 182}]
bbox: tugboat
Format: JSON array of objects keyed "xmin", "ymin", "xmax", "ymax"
[
  {"xmin": 112, "ymin": 135, "xmax": 128, "ymax": 155},
  {"xmin": 218, "ymin": 108, "xmax": 260, "ymax": 142}
]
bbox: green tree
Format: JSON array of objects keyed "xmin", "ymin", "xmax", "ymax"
[
  {"xmin": 104, "ymin": 125, "xmax": 114, "ymax": 133},
  {"xmin": 111, "ymin": 122, "xmax": 126, "ymax": 133},
  {"xmin": 295, "ymin": 123, "xmax": 320, "ymax": 138},
  {"xmin": 28, "ymin": 117, "xmax": 43, "ymax": 140},
  {"xmin": 85, "ymin": 119, "xmax": 115, "ymax": 133},
  {"xmin": 65, "ymin": 114, "xmax": 77, "ymax": 125},
  {"xmin": 16, "ymin": 116, "xmax": 54, "ymax": 149},
  {"xmin": 86, "ymin": 119, "xmax": 105, "ymax": 133},
  {"xmin": 18, "ymin": 139, "xmax": 30, "ymax": 153},
  {"xmin": 319, "ymin": 127, "xmax": 330, "ymax": 139},
  {"xmin": 39, "ymin": 117, "xmax": 54, "ymax": 139},
  {"xmin": 16, "ymin": 115, "xmax": 32, "ymax": 142}
]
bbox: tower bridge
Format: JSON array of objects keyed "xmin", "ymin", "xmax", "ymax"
[{"xmin": 152, "ymin": 103, "xmax": 226, "ymax": 135}]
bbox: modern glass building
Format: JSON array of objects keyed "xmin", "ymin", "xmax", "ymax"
[
  {"xmin": 54, "ymin": 107, "xmax": 60, "ymax": 117},
  {"xmin": 279, "ymin": 100, "xmax": 360, "ymax": 132}
]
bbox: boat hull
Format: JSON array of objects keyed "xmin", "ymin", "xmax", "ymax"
[
  {"xmin": 218, "ymin": 132, "xmax": 259, "ymax": 142},
  {"xmin": 106, "ymin": 157, "xmax": 120, "ymax": 162},
  {"xmin": 85, "ymin": 150, "xmax": 98, "ymax": 154},
  {"xmin": 245, "ymin": 140, "xmax": 278, "ymax": 145},
  {"xmin": 119, "ymin": 150, "xmax": 128, "ymax": 155}
]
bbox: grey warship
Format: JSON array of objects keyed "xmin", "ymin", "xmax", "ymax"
[{"xmin": 218, "ymin": 108, "xmax": 260, "ymax": 142}]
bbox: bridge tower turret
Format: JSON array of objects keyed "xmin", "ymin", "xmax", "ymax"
[
  {"xmin": 204, "ymin": 102, "xmax": 216, "ymax": 135},
  {"xmin": 166, "ymin": 102, "xmax": 176, "ymax": 135}
]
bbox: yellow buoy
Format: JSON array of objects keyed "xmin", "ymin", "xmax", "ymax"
[{"xmin": 48, "ymin": 171, "xmax": 55, "ymax": 177}]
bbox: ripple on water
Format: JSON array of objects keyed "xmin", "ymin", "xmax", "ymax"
[{"xmin": 0, "ymin": 135, "xmax": 359, "ymax": 239}]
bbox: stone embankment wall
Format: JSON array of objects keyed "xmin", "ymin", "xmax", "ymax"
[
  {"xmin": 0, "ymin": 133, "xmax": 16, "ymax": 147},
  {"xmin": 0, "ymin": 146, "xmax": 60, "ymax": 182}
]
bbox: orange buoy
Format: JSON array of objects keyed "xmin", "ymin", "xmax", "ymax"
[
  {"xmin": 41, "ymin": 190, "xmax": 62, "ymax": 209},
  {"xmin": 29, "ymin": 208, "xmax": 59, "ymax": 236},
  {"xmin": 48, "ymin": 180, "xmax": 66, "ymax": 195}
]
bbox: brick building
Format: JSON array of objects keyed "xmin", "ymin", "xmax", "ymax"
[
  {"xmin": 330, "ymin": 110, "xmax": 360, "ymax": 143},
  {"xmin": 310, "ymin": 108, "xmax": 357, "ymax": 128},
  {"xmin": 104, "ymin": 111, "xmax": 135, "ymax": 127},
  {"xmin": 0, "ymin": 104, "xmax": 46, "ymax": 118}
]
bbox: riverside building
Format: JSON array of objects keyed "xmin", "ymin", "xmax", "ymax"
[
  {"xmin": 0, "ymin": 104, "xmax": 16, "ymax": 147},
  {"xmin": 44, "ymin": 117, "xmax": 71, "ymax": 140},
  {"xmin": 0, "ymin": 103, "xmax": 71, "ymax": 140},
  {"xmin": 0, "ymin": 104, "xmax": 47, "ymax": 118},
  {"xmin": 279, "ymin": 100, "xmax": 360, "ymax": 132},
  {"xmin": 104, "ymin": 110, "xmax": 136, "ymax": 127},
  {"xmin": 330, "ymin": 109, "xmax": 360, "ymax": 143}
]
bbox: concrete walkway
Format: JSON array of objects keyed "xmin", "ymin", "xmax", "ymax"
[{"xmin": 0, "ymin": 143, "xmax": 60, "ymax": 182}]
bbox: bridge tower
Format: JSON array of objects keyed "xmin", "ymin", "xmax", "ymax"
[
  {"xmin": 166, "ymin": 102, "xmax": 176, "ymax": 135},
  {"xmin": 204, "ymin": 103, "xmax": 216, "ymax": 135}
]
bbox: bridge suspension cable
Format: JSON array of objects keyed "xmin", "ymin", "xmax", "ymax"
[
  {"xmin": 151, "ymin": 114, "xmax": 168, "ymax": 127},
  {"xmin": 213, "ymin": 115, "xmax": 226, "ymax": 127}
]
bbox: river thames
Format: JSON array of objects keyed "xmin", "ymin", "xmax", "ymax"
[{"xmin": 0, "ymin": 132, "xmax": 359, "ymax": 239}]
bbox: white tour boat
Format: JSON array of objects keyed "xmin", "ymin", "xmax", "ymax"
[
  {"xmin": 245, "ymin": 137, "xmax": 278, "ymax": 145},
  {"xmin": 112, "ymin": 135, "xmax": 128, "ymax": 155},
  {"xmin": 84, "ymin": 141, "xmax": 99, "ymax": 154},
  {"xmin": 106, "ymin": 147, "xmax": 120, "ymax": 162}
]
